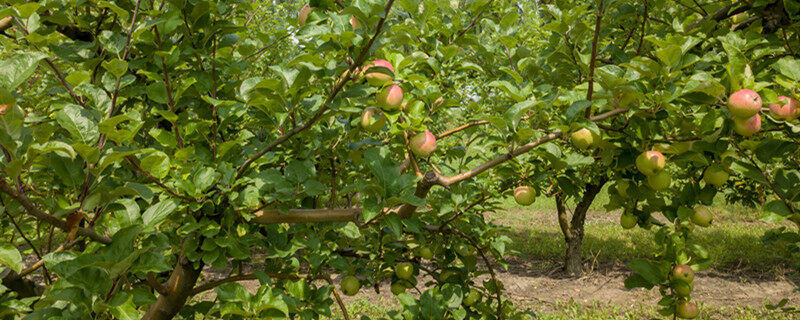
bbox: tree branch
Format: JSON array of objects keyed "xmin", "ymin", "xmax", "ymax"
[{"xmin": 585, "ymin": 0, "xmax": 604, "ymax": 117}]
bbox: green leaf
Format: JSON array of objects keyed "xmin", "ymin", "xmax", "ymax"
[
  {"xmin": 504, "ymin": 100, "xmax": 536, "ymax": 131},
  {"xmin": 0, "ymin": 243, "xmax": 23, "ymax": 273},
  {"xmin": 102, "ymin": 58, "xmax": 129, "ymax": 78},
  {"xmin": 627, "ymin": 259, "xmax": 665, "ymax": 286},
  {"xmin": 0, "ymin": 52, "xmax": 47, "ymax": 89},
  {"xmin": 773, "ymin": 57, "xmax": 800, "ymax": 81},
  {"xmin": 55, "ymin": 104, "xmax": 100, "ymax": 145},
  {"xmin": 140, "ymin": 151, "xmax": 170, "ymax": 179},
  {"xmin": 142, "ymin": 200, "xmax": 179, "ymax": 228}
]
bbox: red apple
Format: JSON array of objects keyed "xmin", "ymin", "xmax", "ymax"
[
  {"xmin": 364, "ymin": 59, "xmax": 394, "ymax": 87},
  {"xmin": 733, "ymin": 113, "xmax": 761, "ymax": 137},
  {"xmin": 349, "ymin": 17, "xmax": 359, "ymax": 29},
  {"xmin": 299, "ymin": 6, "xmax": 314, "ymax": 25},
  {"xmin": 410, "ymin": 130, "xmax": 437, "ymax": 157},
  {"xmin": 672, "ymin": 265, "xmax": 695, "ymax": 284},
  {"xmin": 360, "ymin": 107, "xmax": 386, "ymax": 133},
  {"xmin": 768, "ymin": 96, "xmax": 800, "ymax": 121},
  {"xmin": 377, "ymin": 84, "xmax": 403, "ymax": 111},
  {"xmin": 675, "ymin": 299, "xmax": 699, "ymax": 319},
  {"xmin": 636, "ymin": 150, "xmax": 666, "ymax": 176},
  {"xmin": 513, "ymin": 186, "xmax": 536, "ymax": 206},
  {"xmin": 727, "ymin": 89, "xmax": 762, "ymax": 118}
]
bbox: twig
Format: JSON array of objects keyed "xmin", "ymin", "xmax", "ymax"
[
  {"xmin": 730, "ymin": 139, "xmax": 798, "ymax": 223},
  {"xmin": 585, "ymin": 0, "xmax": 605, "ymax": 117},
  {"xmin": 637, "ymin": 0, "xmax": 648, "ymax": 55}
]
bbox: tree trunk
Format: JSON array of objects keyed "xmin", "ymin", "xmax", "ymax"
[
  {"xmin": 556, "ymin": 178, "xmax": 608, "ymax": 276},
  {"xmin": 142, "ymin": 257, "xmax": 203, "ymax": 320}
]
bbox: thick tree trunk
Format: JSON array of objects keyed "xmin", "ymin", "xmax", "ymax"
[
  {"xmin": 556, "ymin": 178, "xmax": 608, "ymax": 276},
  {"xmin": 142, "ymin": 257, "xmax": 203, "ymax": 320}
]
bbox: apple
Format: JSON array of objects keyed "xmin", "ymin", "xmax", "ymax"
[
  {"xmin": 0, "ymin": 87, "xmax": 13, "ymax": 115},
  {"xmin": 647, "ymin": 170, "xmax": 671, "ymax": 191},
  {"xmin": 349, "ymin": 17, "xmax": 359, "ymax": 29},
  {"xmin": 364, "ymin": 59, "xmax": 394, "ymax": 87},
  {"xmin": 433, "ymin": 96, "xmax": 444, "ymax": 107},
  {"xmin": 675, "ymin": 299, "xmax": 699, "ymax": 319},
  {"xmin": 513, "ymin": 186, "xmax": 536, "ymax": 206},
  {"xmin": 463, "ymin": 289, "xmax": 481, "ymax": 306},
  {"xmin": 570, "ymin": 128, "xmax": 599, "ymax": 150},
  {"xmin": 673, "ymin": 281, "xmax": 693, "ymax": 297},
  {"xmin": 636, "ymin": 150, "xmax": 666, "ymax": 176},
  {"xmin": 417, "ymin": 246, "xmax": 434, "ymax": 260},
  {"xmin": 409, "ymin": 130, "xmax": 437, "ymax": 157},
  {"xmin": 390, "ymin": 281, "xmax": 406, "ymax": 295},
  {"xmin": 620, "ymin": 213, "xmax": 637, "ymax": 229},
  {"xmin": 454, "ymin": 243, "xmax": 472, "ymax": 257},
  {"xmin": 672, "ymin": 265, "xmax": 695, "ymax": 284},
  {"xmin": 733, "ymin": 113, "xmax": 761, "ymax": 137},
  {"xmin": 360, "ymin": 107, "xmax": 386, "ymax": 132},
  {"xmin": 613, "ymin": 85, "xmax": 639, "ymax": 109},
  {"xmin": 376, "ymin": 84, "xmax": 403, "ymax": 111},
  {"xmin": 340, "ymin": 275, "xmax": 361, "ymax": 296},
  {"xmin": 298, "ymin": 6, "xmax": 314, "ymax": 25},
  {"xmin": 395, "ymin": 262, "xmax": 414, "ymax": 280},
  {"xmin": 617, "ymin": 180, "xmax": 630, "ymax": 198},
  {"xmin": 768, "ymin": 96, "xmax": 800, "ymax": 121},
  {"xmin": 702, "ymin": 165, "xmax": 728, "ymax": 187},
  {"xmin": 691, "ymin": 206, "xmax": 713, "ymax": 227},
  {"xmin": 0, "ymin": 102, "xmax": 11, "ymax": 115},
  {"xmin": 727, "ymin": 89, "xmax": 762, "ymax": 118}
]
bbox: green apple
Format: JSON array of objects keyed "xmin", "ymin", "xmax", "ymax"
[
  {"xmin": 513, "ymin": 186, "xmax": 536, "ymax": 206},
  {"xmin": 376, "ymin": 84, "xmax": 403, "ymax": 111},
  {"xmin": 671, "ymin": 265, "xmax": 695, "ymax": 284},
  {"xmin": 620, "ymin": 213, "xmax": 637, "ymax": 229},
  {"xmin": 390, "ymin": 281, "xmax": 406, "ymax": 295},
  {"xmin": 703, "ymin": 165, "xmax": 728, "ymax": 187},
  {"xmin": 340, "ymin": 276, "xmax": 361, "ymax": 296},
  {"xmin": 727, "ymin": 89, "xmax": 762, "ymax": 118},
  {"xmin": 636, "ymin": 150, "xmax": 666, "ymax": 176},
  {"xmin": 647, "ymin": 171, "xmax": 671, "ymax": 191},
  {"xmin": 395, "ymin": 262, "xmax": 414, "ymax": 280},
  {"xmin": 570, "ymin": 128, "xmax": 599, "ymax": 150},
  {"xmin": 417, "ymin": 246, "xmax": 434, "ymax": 260},
  {"xmin": 691, "ymin": 206, "xmax": 713, "ymax": 227},
  {"xmin": 463, "ymin": 289, "xmax": 481, "ymax": 306},
  {"xmin": 360, "ymin": 107, "xmax": 387, "ymax": 132},
  {"xmin": 675, "ymin": 299, "xmax": 699, "ymax": 319},
  {"xmin": 673, "ymin": 280, "xmax": 693, "ymax": 297}
]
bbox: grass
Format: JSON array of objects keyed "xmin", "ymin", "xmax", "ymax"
[{"xmin": 491, "ymin": 186, "xmax": 791, "ymax": 273}]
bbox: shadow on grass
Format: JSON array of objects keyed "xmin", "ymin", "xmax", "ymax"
[{"xmin": 501, "ymin": 224, "xmax": 793, "ymax": 280}]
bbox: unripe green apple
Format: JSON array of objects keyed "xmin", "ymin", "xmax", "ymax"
[
  {"xmin": 417, "ymin": 246, "xmax": 434, "ymax": 260},
  {"xmin": 727, "ymin": 89, "xmax": 762, "ymax": 118},
  {"xmin": 390, "ymin": 281, "xmax": 406, "ymax": 295},
  {"xmin": 454, "ymin": 243, "xmax": 472, "ymax": 257},
  {"xmin": 360, "ymin": 107, "xmax": 386, "ymax": 132},
  {"xmin": 673, "ymin": 281, "xmax": 693, "ymax": 297},
  {"xmin": 410, "ymin": 130, "xmax": 437, "ymax": 157},
  {"xmin": 620, "ymin": 213, "xmax": 637, "ymax": 229},
  {"xmin": 340, "ymin": 276, "xmax": 361, "ymax": 296},
  {"xmin": 769, "ymin": 96, "xmax": 800, "ymax": 121},
  {"xmin": 298, "ymin": 6, "xmax": 314, "ymax": 25},
  {"xmin": 364, "ymin": 59, "xmax": 394, "ymax": 87},
  {"xmin": 513, "ymin": 186, "xmax": 536, "ymax": 206},
  {"xmin": 616, "ymin": 180, "xmax": 630, "ymax": 198},
  {"xmin": 733, "ymin": 114, "xmax": 761, "ymax": 137},
  {"xmin": 647, "ymin": 171, "xmax": 671, "ymax": 191},
  {"xmin": 376, "ymin": 84, "xmax": 403, "ymax": 111},
  {"xmin": 672, "ymin": 265, "xmax": 695, "ymax": 284},
  {"xmin": 570, "ymin": 128, "xmax": 599, "ymax": 150},
  {"xmin": 395, "ymin": 262, "xmax": 414, "ymax": 280},
  {"xmin": 613, "ymin": 85, "xmax": 639, "ymax": 109},
  {"xmin": 636, "ymin": 150, "xmax": 666, "ymax": 176},
  {"xmin": 675, "ymin": 299, "xmax": 699, "ymax": 319},
  {"xmin": 691, "ymin": 206, "xmax": 713, "ymax": 227},
  {"xmin": 702, "ymin": 165, "xmax": 728, "ymax": 187},
  {"xmin": 463, "ymin": 289, "xmax": 481, "ymax": 306}
]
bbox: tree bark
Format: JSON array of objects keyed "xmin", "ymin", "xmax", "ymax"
[
  {"xmin": 557, "ymin": 178, "xmax": 608, "ymax": 276},
  {"xmin": 142, "ymin": 257, "xmax": 203, "ymax": 320}
]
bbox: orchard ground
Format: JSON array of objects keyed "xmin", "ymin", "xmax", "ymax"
[{"xmin": 193, "ymin": 189, "xmax": 800, "ymax": 319}]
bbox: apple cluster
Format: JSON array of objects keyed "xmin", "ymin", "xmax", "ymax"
[{"xmin": 727, "ymin": 89, "xmax": 800, "ymax": 137}]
